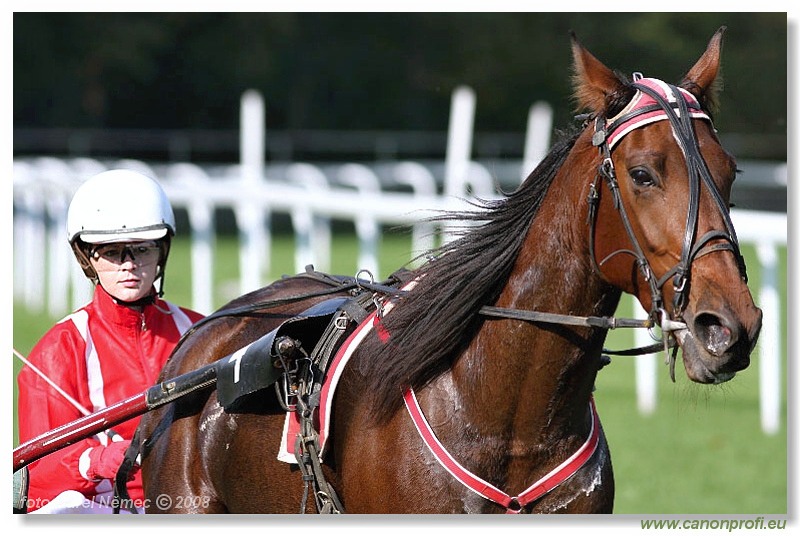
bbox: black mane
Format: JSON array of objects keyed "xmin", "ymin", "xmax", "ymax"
[{"xmin": 362, "ymin": 128, "xmax": 581, "ymax": 421}]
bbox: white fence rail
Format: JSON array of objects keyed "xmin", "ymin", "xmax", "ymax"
[
  {"xmin": 11, "ymin": 155, "xmax": 787, "ymax": 436},
  {"xmin": 12, "ymin": 89, "xmax": 786, "ymax": 434}
]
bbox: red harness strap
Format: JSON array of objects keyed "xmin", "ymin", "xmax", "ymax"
[{"xmin": 403, "ymin": 388, "xmax": 601, "ymax": 513}]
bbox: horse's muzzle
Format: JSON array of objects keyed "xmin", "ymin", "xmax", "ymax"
[{"xmin": 676, "ymin": 305, "xmax": 762, "ymax": 384}]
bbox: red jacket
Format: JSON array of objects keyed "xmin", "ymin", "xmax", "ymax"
[{"xmin": 17, "ymin": 286, "xmax": 204, "ymax": 512}]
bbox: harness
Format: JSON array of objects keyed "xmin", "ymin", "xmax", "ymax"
[
  {"xmin": 214, "ymin": 270, "xmax": 397, "ymax": 514},
  {"xmin": 280, "ymin": 289, "xmax": 376, "ymax": 514},
  {"xmin": 404, "ymin": 388, "xmax": 601, "ymax": 513}
]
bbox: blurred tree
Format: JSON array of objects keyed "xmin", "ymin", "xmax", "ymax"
[{"xmin": 13, "ymin": 12, "xmax": 786, "ymax": 156}]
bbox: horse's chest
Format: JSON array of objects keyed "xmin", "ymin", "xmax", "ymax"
[{"xmin": 380, "ymin": 389, "xmax": 613, "ymax": 513}]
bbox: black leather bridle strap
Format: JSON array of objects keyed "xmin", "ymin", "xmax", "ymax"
[
  {"xmin": 591, "ymin": 118, "xmax": 666, "ymax": 313},
  {"xmin": 654, "ymin": 229, "xmax": 737, "ymax": 291},
  {"xmin": 590, "ymin": 78, "xmax": 748, "ymax": 323},
  {"xmin": 630, "ymin": 81, "xmax": 747, "ymax": 311}
]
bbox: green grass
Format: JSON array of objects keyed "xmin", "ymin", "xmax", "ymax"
[
  {"xmin": 13, "ymin": 233, "xmax": 787, "ymax": 514},
  {"xmin": 599, "ymin": 310, "xmax": 787, "ymax": 514}
]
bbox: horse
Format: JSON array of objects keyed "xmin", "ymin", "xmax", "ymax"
[{"xmin": 136, "ymin": 28, "xmax": 762, "ymax": 514}]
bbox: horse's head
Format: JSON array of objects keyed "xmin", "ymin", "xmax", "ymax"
[{"xmin": 571, "ymin": 27, "xmax": 762, "ymax": 384}]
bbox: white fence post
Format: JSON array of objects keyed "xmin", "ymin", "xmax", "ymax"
[
  {"xmin": 20, "ymin": 174, "xmax": 47, "ymax": 313},
  {"xmin": 187, "ymin": 197, "xmax": 215, "ymax": 314},
  {"xmin": 285, "ymin": 163, "xmax": 332, "ymax": 273},
  {"xmin": 34, "ymin": 158, "xmax": 75, "ymax": 317},
  {"xmin": 166, "ymin": 163, "xmax": 216, "ymax": 315},
  {"xmin": 392, "ymin": 161, "xmax": 437, "ymax": 261},
  {"xmin": 239, "ymin": 90, "xmax": 269, "ymax": 293},
  {"xmin": 337, "ymin": 163, "xmax": 381, "ymax": 277},
  {"xmin": 13, "ymin": 162, "xmax": 43, "ymax": 312},
  {"xmin": 44, "ymin": 186, "xmax": 72, "ymax": 317},
  {"xmin": 756, "ymin": 242, "xmax": 781, "ymax": 435},
  {"xmin": 733, "ymin": 209, "xmax": 786, "ymax": 435},
  {"xmin": 443, "ymin": 86, "xmax": 476, "ymax": 243},
  {"xmin": 634, "ymin": 299, "xmax": 658, "ymax": 415},
  {"xmin": 521, "ymin": 102, "xmax": 553, "ymax": 182},
  {"xmin": 444, "ymin": 85, "xmax": 475, "ymax": 198}
]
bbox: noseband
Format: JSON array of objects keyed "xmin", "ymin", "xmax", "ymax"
[{"xmin": 586, "ymin": 75, "xmax": 748, "ymax": 354}]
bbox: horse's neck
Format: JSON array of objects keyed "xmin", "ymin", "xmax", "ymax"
[{"xmin": 451, "ymin": 175, "xmax": 619, "ymax": 444}]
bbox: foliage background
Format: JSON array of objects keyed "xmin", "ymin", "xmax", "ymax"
[{"xmin": 13, "ymin": 12, "xmax": 787, "ymax": 161}]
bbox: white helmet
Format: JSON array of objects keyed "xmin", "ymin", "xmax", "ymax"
[
  {"xmin": 67, "ymin": 169, "xmax": 175, "ymax": 294},
  {"xmin": 67, "ymin": 169, "xmax": 175, "ymax": 244}
]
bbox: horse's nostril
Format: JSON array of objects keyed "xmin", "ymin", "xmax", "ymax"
[{"xmin": 694, "ymin": 313, "xmax": 734, "ymax": 356}]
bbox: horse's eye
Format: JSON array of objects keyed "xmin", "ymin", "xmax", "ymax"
[{"xmin": 629, "ymin": 168, "xmax": 657, "ymax": 188}]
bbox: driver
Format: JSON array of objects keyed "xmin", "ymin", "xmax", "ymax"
[{"xmin": 17, "ymin": 169, "xmax": 205, "ymax": 513}]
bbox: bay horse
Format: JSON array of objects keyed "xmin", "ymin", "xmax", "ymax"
[{"xmin": 137, "ymin": 28, "xmax": 762, "ymax": 513}]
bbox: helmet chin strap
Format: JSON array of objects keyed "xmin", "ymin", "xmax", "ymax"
[
  {"xmin": 156, "ymin": 236, "xmax": 171, "ymax": 297},
  {"xmin": 114, "ymin": 292, "xmax": 156, "ymax": 308}
]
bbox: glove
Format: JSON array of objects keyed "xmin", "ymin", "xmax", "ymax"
[{"xmin": 86, "ymin": 440, "xmax": 132, "ymax": 481}]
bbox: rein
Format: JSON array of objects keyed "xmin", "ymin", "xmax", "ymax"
[{"xmin": 478, "ymin": 305, "xmax": 672, "ymax": 357}]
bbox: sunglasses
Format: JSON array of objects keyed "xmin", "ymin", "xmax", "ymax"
[{"xmin": 91, "ymin": 241, "xmax": 161, "ymax": 265}]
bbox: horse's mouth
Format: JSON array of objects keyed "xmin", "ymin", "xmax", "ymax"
[{"xmin": 674, "ymin": 328, "xmax": 738, "ymax": 384}]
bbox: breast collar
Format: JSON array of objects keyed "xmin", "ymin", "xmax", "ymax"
[{"xmin": 404, "ymin": 388, "xmax": 600, "ymax": 513}]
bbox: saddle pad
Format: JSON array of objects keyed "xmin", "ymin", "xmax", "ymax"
[
  {"xmin": 278, "ymin": 280, "xmax": 417, "ymax": 463},
  {"xmin": 277, "ymin": 309, "xmax": 381, "ymax": 463}
]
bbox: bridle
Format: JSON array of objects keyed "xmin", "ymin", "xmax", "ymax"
[
  {"xmin": 481, "ymin": 75, "xmax": 748, "ymax": 376},
  {"xmin": 582, "ymin": 75, "xmax": 747, "ymax": 364},
  {"xmin": 589, "ymin": 75, "xmax": 747, "ymax": 305},
  {"xmin": 410, "ymin": 84, "xmax": 749, "ymax": 509}
]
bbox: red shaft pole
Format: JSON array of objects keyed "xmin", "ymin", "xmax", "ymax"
[
  {"xmin": 13, "ymin": 392, "xmax": 148, "ymax": 473},
  {"xmin": 13, "ymin": 360, "xmax": 218, "ymax": 473}
]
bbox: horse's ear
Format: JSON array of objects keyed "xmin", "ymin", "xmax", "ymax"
[
  {"xmin": 680, "ymin": 26, "xmax": 725, "ymax": 110},
  {"xmin": 570, "ymin": 31, "xmax": 626, "ymax": 115}
]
